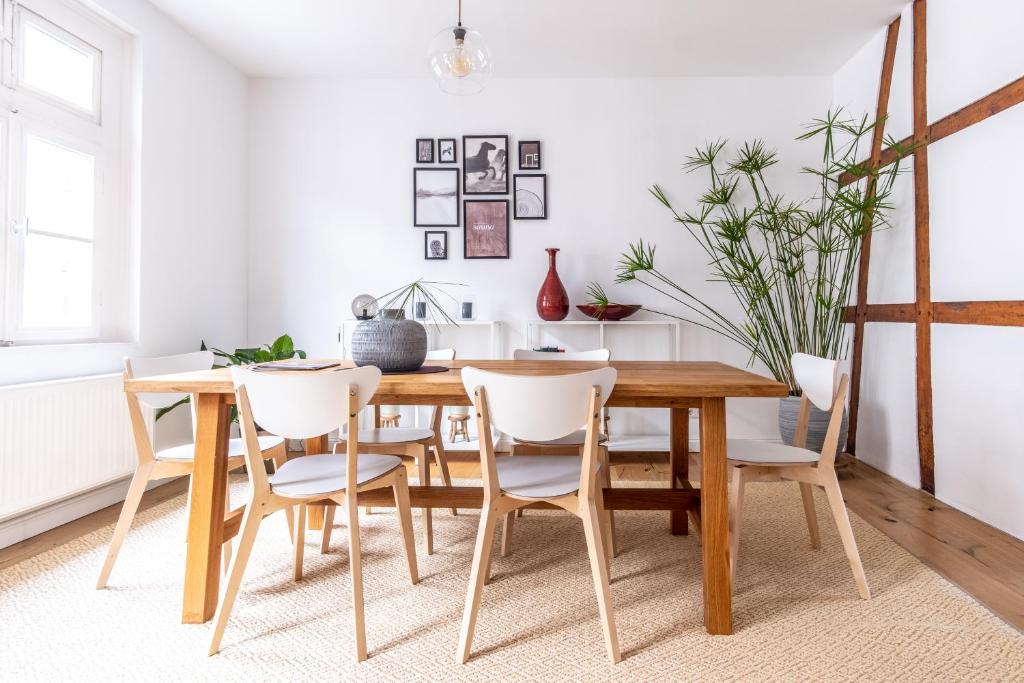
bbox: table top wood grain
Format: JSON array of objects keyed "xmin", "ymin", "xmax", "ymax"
[{"xmin": 124, "ymin": 359, "xmax": 789, "ymax": 407}]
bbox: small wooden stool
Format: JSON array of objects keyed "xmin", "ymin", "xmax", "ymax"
[
  {"xmin": 379, "ymin": 406, "xmax": 400, "ymax": 428},
  {"xmin": 448, "ymin": 411, "xmax": 470, "ymax": 442}
]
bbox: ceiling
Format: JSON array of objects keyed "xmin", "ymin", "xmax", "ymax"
[{"xmin": 147, "ymin": 0, "xmax": 908, "ymax": 79}]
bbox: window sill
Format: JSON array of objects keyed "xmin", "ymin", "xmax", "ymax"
[{"xmin": 0, "ymin": 340, "xmax": 139, "ymax": 386}]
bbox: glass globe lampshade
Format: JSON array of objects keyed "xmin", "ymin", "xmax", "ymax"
[{"xmin": 428, "ymin": 25, "xmax": 492, "ymax": 95}]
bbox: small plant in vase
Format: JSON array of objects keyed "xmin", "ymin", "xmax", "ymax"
[{"xmin": 576, "ymin": 282, "xmax": 641, "ymax": 321}]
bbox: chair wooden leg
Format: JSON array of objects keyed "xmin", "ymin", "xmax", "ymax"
[
  {"xmin": 293, "ymin": 503, "xmax": 306, "ymax": 581},
  {"xmin": 821, "ymin": 474, "xmax": 871, "ymax": 599},
  {"xmin": 392, "ymin": 470, "xmax": 420, "ymax": 585},
  {"xmin": 418, "ymin": 448, "xmax": 434, "ymax": 556},
  {"xmin": 183, "ymin": 473, "xmax": 194, "ymax": 542},
  {"xmin": 599, "ymin": 446, "xmax": 616, "ymax": 559},
  {"xmin": 320, "ymin": 504, "xmax": 336, "ymax": 554},
  {"xmin": 96, "ymin": 465, "xmax": 153, "ymax": 589},
  {"xmin": 457, "ymin": 501, "xmax": 499, "ymax": 664},
  {"xmin": 433, "ymin": 437, "xmax": 458, "ymax": 516},
  {"xmin": 500, "ymin": 510, "xmax": 515, "ymax": 558},
  {"xmin": 345, "ymin": 493, "xmax": 368, "ymax": 661},
  {"xmin": 581, "ymin": 499, "xmax": 621, "ymax": 664},
  {"xmin": 729, "ymin": 466, "xmax": 746, "ymax": 581},
  {"xmin": 799, "ymin": 482, "xmax": 821, "ymax": 549},
  {"xmin": 208, "ymin": 499, "xmax": 263, "ymax": 656}
]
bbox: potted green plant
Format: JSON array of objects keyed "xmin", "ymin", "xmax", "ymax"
[
  {"xmin": 351, "ymin": 279, "xmax": 463, "ymax": 373},
  {"xmin": 616, "ymin": 110, "xmax": 908, "ymax": 453}
]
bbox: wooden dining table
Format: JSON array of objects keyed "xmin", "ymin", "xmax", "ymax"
[{"xmin": 124, "ymin": 359, "xmax": 787, "ymax": 636}]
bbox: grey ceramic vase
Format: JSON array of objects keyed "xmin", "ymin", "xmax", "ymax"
[
  {"xmin": 778, "ymin": 395, "xmax": 848, "ymax": 458},
  {"xmin": 351, "ymin": 309, "xmax": 427, "ymax": 373}
]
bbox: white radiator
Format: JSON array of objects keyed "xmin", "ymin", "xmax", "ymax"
[{"xmin": 0, "ymin": 373, "xmax": 136, "ymax": 521}]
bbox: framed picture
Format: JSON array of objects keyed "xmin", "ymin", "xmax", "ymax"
[
  {"xmin": 416, "ymin": 138, "xmax": 434, "ymax": 163},
  {"xmin": 438, "ymin": 138, "xmax": 457, "ymax": 164},
  {"xmin": 518, "ymin": 140, "xmax": 541, "ymax": 170},
  {"xmin": 464, "ymin": 200, "xmax": 510, "ymax": 259},
  {"xmin": 462, "ymin": 135, "xmax": 509, "ymax": 194},
  {"xmin": 413, "ymin": 168, "xmax": 459, "ymax": 227},
  {"xmin": 424, "ymin": 231, "xmax": 448, "ymax": 260},
  {"xmin": 514, "ymin": 174, "xmax": 547, "ymax": 219}
]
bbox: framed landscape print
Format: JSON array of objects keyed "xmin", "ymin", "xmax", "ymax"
[
  {"xmin": 514, "ymin": 174, "xmax": 547, "ymax": 219},
  {"xmin": 518, "ymin": 140, "xmax": 541, "ymax": 170},
  {"xmin": 424, "ymin": 231, "xmax": 448, "ymax": 260},
  {"xmin": 462, "ymin": 135, "xmax": 509, "ymax": 194},
  {"xmin": 416, "ymin": 138, "xmax": 434, "ymax": 163},
  {"xmin": 438, "ymin": 138, "xmax": 457, "ymax": 163},
  {"xmin": 413, "ymin": 168, "xmax": 459, "ymax": 227},
  {"xmin": 464, "ymin": 200, "xmax": 509, "ymax": 259}
]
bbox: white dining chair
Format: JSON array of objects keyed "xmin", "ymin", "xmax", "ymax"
[
  {"xmin": 457, "ymin": 366, "xmax": 620, "ymax": 664},
  {"xmin": 728, "ymin": 353, "xmax": 870, "ymax": 599},
  {"xmin": 323, "ymin": 348, "xmax": 458, "ymax": 556},
  {"xmin": 504, "ymin": 348, "xmax": 616, "ymax": 559},
  {"xmin": 96, "ymin": 351, "xmax": 287, "ymax": 590},
  {"xmin": 208, "ymin": 365, "xmax": 419, "ymax": 660}
]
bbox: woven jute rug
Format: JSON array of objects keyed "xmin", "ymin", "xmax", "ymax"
[{"xmin": 2, "ymin": 477, "xmax": 1021, "ymax": 681}]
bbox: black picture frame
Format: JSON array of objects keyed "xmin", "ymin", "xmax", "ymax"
[
  {"xmin": 463, "ymin": 199, "xmax": 510, "ymax": 259},
  {"xmin": 438, "ymin": 138, "xmax": 457, "ymax": 164},
  {"xmin": 424, "ymin": 231, "xmax": 448, "ymax": 260},
  {"xmin": 513, "ymin": 173, "xmax": 547, "ymax": 220},
  {"xmin": 413, "ymin": 168, "xmax": 460, "ymax": 227},
  {"xmin": 416, "ymin": 138, "xmax": 434, "ymax": 163},
  {"xmin": 518, "ymin": 140, "xmax": 542, "ymax": 170},
  {"xmin": 462, "ymin": 134, "xmax": 509, "ymax": 195}
]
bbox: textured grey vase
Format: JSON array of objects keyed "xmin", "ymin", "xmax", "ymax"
[
  {"xmin": 778, "ymin": 395, "xmax": 848, "ymax": 458},
  {"xmin": 351, "ymin": 309, "xmax": 427, "ymax": 373}
]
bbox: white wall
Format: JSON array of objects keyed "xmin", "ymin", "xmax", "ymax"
[
  {"xmin": 833, "ymin": 0, "xmax": 1024, "ymax": 539},
  {"xmin": 0, "ymin": 0, "xmax": 249, "ymax": 384},
  {"xmin": 247, "ymin": 76, "xmax": 832, "ymax": 440}
]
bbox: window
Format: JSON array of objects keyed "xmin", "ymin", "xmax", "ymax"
[{"xmin": 0, "ymin": 0, "xmax": 131, "ymax": 344}]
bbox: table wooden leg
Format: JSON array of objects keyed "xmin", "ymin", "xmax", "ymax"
[
  {"xmin": 182, "ymin": 393, "xmax": 230, "ymax": 624},
  {"xmin": 700, "ymin": 397, "xmax": 732, "ymax": 635},
  {"xmin": 670, "ymin": 408, "xmax": 689, "ymax": 535},
  {"xmin": 305, "ymin": 435, "xmax": 329, "ymax": 530}
]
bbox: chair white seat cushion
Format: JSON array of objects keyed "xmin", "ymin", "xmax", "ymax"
[
  {"xmin": 155, "ymin": 435, "xmax": 284, "ymax": 462},
  {"xmin": 726, "ymin": 439, "xmax": 819, "ymax": 465},
  {"xmin": 342, "ymin": 428, "xmax": 435, "ymax": 444},
  {"xmin": 268, "ymin": 453, "xmax": 402, "ymax": 498},
  {"xmin": 515, "ymin": 429, "xmax": 608, "ymax": 447},
  {"xmin": 497, "ymin": 455, "xmax": 600, "ymax": 499}
]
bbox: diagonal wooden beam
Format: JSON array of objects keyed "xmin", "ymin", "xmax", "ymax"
[
  {"xmin": 847, "ymin": 15, "xmax": 901, "ymax": 455},
  {"xmin": 912, "ymin": 0, "xmax": 936, "ymax": 495},
  {"xmin": 839, "ymin": 75, "xmax": 1024, "ymax": 187}
]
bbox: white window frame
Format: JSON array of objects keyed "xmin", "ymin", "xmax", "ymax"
[{"xmin": 0, "ymin": 0, "xmax": 132, "ymax": 345}]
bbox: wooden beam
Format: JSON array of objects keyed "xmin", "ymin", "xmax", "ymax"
[
  {"xmin": 912, "ymin": 0, "xmax": 935, "ymax": 494},
  {"xmin": 848, "ymin": 15, "xmax": 901, "ymax": 455},
  {"xmin": 844, "ymin": 303, "xmax": 915, "ymax": 323},
  {"xmin": 840, "ymin": 77, "xmax": 1024, "ymax": 187},
  {"xmin": 846, "ymin": 301, "xmax": 1024, "ymax": 326}
]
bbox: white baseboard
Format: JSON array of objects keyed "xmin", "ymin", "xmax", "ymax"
[{"xmin": 0, "ymin": 476, "xmax": 179, "ymax": 550}]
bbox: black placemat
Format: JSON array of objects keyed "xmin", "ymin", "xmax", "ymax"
[{"xmin": 381, "ymin": 365, "xmax": 451, "ymax": 375}]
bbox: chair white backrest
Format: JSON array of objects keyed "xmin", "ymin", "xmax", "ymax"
[
  {"xmin": 125, "ymin": 350, "xmax": 215, "ymax": 409},
  {"xmin": 426, "ymin": 348, "xmax": 456, "ymax": 361},
  {"xmin": 513, "ymin": 349, "xmax": 611, "ymax": 361},
  {"xmin": 231, "ymin": 365, "xmax": 381, "ymax": 440},
  {"xmin": 461, "ymin": 367, "xmax": 616, "ymax": 442},
  {"xmin": 792, "ymin": 353, "xmax": 839, "ymax": 411}
]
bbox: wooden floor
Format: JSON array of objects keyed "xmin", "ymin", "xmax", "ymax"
[{"xmin": 2, "ymin": 450, "xmax": 1022, "ymax": 634}]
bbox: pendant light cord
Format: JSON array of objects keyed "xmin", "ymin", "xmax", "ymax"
[{"xmin": 457, "ymin": 0, "xmax": 462, "ymax": 27}]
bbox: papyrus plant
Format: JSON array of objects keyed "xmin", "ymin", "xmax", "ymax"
[{"xmin": 617, "ymin": 110, "xmax": 908, "ymax": 393}]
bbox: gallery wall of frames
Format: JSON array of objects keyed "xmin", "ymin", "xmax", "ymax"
[{"xmin": 414, "ymin": 135, "xmax": 547, "ymax": 260}]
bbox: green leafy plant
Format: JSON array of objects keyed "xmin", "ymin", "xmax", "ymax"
[
  {"xmin": 617, "ymin": 110, "xmax": 910, "ymax": 393},
  {"xmin": 374, "ymin": 278, "xmax": 465, "ymax": 326},
  {"xmin": 585, "ymin": 281, "xmax": 611, "ymax": 307},
  {"xmin": 155, "ymin": 334, "xmax": 305, "ymax": 421}
]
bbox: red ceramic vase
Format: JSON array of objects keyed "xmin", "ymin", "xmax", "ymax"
[{"xmin": 536, "ymin": 248, "xmax": 570, "ymax": 321}]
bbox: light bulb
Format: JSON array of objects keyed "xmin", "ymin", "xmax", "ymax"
[{"xmin": 447, "ymin": 41, "xmax": 474, "ymax": 78}]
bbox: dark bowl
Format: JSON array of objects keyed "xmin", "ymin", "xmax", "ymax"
[{"xmin": 576, "ymin": 304, "xmax": 641, "ymax": 321}]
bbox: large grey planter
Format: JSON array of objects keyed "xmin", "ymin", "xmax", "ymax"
[
  {"xmin": 351, "ymin": 309, "xmax": 427, "ymax": 373},
  {"xmin": 778, "ymin": 395, "xmax": 848, "ymax": 458}
]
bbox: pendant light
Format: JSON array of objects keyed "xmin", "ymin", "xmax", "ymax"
[{"xmin": 427, "ymin": 0, "xmax": 492, "ymax": 95}]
